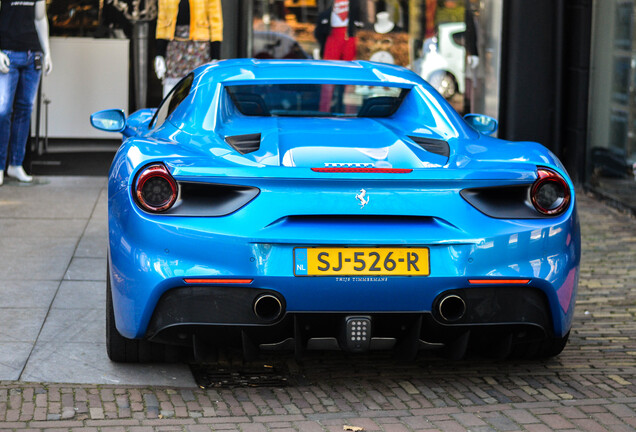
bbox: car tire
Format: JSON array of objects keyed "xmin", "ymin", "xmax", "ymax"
[
  {"xmin": 428, "ymin": 70, "xmax": 457, "ymax": 100},
  {"xmin": 106, "ymin": 263, "xmax": 179, "ymax": 363}
]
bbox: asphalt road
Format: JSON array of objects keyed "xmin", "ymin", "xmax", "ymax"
[{"xmin": 0, "ymin": 176, "xmax": 635, "ymax": 431}]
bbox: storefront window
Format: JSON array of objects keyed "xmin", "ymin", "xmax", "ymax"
[
  {"xmin": 34, "ymin": 0, "xmax": 131, "ymax": 141},
  {"xmin": 47, "ymin": 0, "xmax": 130, "ymax": 38},
  {"xmin": 588, "ymin": 0, "xmax": 636, "ymax": 210},
  {"xmin": 251, "ymin": 0, "xmax": 466, "ymax": 113}
]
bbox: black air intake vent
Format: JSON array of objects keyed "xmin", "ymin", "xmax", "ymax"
[
  {"xmin": 409, "ymin": 136, "xmax": 450, "ymax": 158},
  {"xmin": 225, "ymin": 133, "xmax": 261, "ymax": 155}
]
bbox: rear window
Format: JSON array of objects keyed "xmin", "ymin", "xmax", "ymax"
[{"xmin": 226, "ymin": 84, "xmax": 409, "ymax": 118}]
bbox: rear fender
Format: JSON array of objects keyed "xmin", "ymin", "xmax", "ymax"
[{"xmin": 123, "ymin": 108, "xmax": 156, "ymax": 137}]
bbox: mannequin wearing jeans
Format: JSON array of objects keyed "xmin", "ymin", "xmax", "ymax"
[{"xmin": 0, "ymin": 0, "xmax": 52, "ymax": 186}]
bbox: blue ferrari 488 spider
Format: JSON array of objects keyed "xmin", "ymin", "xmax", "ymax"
[{"xmin": 91, "ymin": 59, "xmax": 580, "ymax": 362}]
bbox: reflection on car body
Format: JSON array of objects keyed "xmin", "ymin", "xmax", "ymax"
[
  {"xmin": 252, "ymin": 31, "xmax": 312, "ymax": 59},
  {"xmin": 413, "ymin": 22, "xmax": 466, "ymax": 99}
]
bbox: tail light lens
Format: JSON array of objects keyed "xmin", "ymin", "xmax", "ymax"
[
  {"xmin": 134, "ymin": 164, "xmax": 178, "ymax": 212},
  {"xmin": 530, "ymin": 168, "xmax": 570, "ymax": 216}
]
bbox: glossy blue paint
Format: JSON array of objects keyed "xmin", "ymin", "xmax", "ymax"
[
  {"xmin": 463, "ymin": 113, "xmax": 499, "ymax": 135},
  {"xmin": 97, "ymin": 59, "xmax": 580, "ymax": 347}
]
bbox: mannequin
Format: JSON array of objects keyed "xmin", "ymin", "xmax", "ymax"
[
  {"xmin": 0, "ymin": 0, "xmax": 52, "ymax": 186},
  {"xmin": 154, "ymin": 0, "xmax": 222, "ymax": 97},
  {"xmin": 314, "ymin": 0, "xmax": 363, "ymax": 61},
  {"xmin": 314, "ymin": 0, "xmax": 363, "ymax": 112},
  {"xmin": 368, "ymin": 11, "xmax": 396, "ymax": 64},
  {"xmin": 373, "ymin": 11, "xmax": 394, "ymax": 34}
]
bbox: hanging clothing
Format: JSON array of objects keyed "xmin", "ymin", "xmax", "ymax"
[
  {"xmin": 165, "ymin": 25, "xmax": 210, "ymax": 79},
  {"xmin": 323, "ymin": 27, "xmax": 356, "ymax": 61},
  {"xmin": 156, "ymin": 0, "xmax": 222, "ymax": 77},
  {"xmin": 156, "ymin": 0, "xmax": 223, "ymax": 42}
]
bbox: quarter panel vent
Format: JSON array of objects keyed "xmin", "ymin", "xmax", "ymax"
[
  {"xmin": 409, "ymin": 136, "xmax": 450, "ymax": 158},
  {"xmin": 225, "ymin": 133, "xmax": 261, "ymax": 155}
]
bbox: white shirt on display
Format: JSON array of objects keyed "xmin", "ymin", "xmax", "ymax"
[{"xmin": 330, "ymin": 0, "xmax": 349, "ymax": 28}]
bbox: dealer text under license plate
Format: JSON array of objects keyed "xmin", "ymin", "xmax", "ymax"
[{"xmin": 294, "ymin": 247, "xmax": 430, "ymax": 276}]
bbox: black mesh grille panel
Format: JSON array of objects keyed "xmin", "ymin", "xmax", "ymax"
[
  {"xmin": 225, "ymin": 133, "xmax": 261, "ymax": 155},
  {"xmin": 409, "ymin": 136, "xmax": 450, "ymax": 158}
]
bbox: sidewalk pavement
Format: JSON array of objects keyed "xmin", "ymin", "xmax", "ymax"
[
  {"xmin": 1, "ymin": 176, "xmax": 636, "ymax": 431},
  {"xmin": 0, "ymin": 176, "xmax": 195, "ymax": 387}
]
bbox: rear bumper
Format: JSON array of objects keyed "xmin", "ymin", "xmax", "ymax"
[{"xmin": 145, "ymin": 284, "xmax": 554, "ymax": 354}]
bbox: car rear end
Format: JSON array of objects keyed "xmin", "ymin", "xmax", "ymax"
[
  {"xmin": 108, "ymin": 160, "xmax": 579, "ymax": 359},
  {"xmin": 106, "ymin": 60, "xmax": 579, "ymax": 360}
]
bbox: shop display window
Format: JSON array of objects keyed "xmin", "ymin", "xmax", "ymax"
[
  {"xmin": 46, "ymin": 0, "xmax": 130, "ymax": 37},
  {"xmin": 588, "ymin": 0, "xmax": 636, "ymax": 210},
  {"xmin": 251, "ymin": 0, "xmax": 467, "ymax": 113}
]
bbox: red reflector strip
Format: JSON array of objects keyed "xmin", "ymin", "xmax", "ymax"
[
  {"xmin": 311, "ymin": 168, "xmax": 413, "ymax": 173},
  {"xmin": 184, "ymin": 278, "xmax": 253, "ymax": 284},
  {"xmin": 469, "ymin": 279, "xmax": 531, "ymax": 285}
]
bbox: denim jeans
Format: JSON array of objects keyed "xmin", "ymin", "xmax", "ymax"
[{"xmin": 0, "ymin": 50, "xmax": 42, "ymax": 169}]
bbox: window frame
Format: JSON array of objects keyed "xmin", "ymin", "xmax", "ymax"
[{"xmin": 225, "ymin": 83, "xmax": 410, "ymax": 118}]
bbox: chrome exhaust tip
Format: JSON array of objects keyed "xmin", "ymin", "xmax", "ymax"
[
  {"xmin": 438, "ymin": 294, "xmax": 466, "ymax": 322},
  {"xmin": 253, "ymin": 294, "xmax": 283, "ymax": 321}
]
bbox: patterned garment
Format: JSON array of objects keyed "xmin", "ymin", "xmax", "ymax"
[{"xmin": 165, "ymin": 25, "xmax": 211, "ymax": 79}]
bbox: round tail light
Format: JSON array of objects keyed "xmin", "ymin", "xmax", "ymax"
[
  {"xmin": 134, "ymin": 164, "xmax": 178, "ymax": 212},
  {"xmin": 530, "ymin": 168, "xmax": 570, "ymax": 216}
]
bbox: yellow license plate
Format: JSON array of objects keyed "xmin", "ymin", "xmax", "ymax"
[{"xmin": 294, "ymin": 247, "xmax": 430, "ymax": 276}]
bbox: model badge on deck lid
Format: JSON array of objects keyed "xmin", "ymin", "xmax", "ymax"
[{"xmin": 325, "ymin": 162, "xmax": 375, "ymax": 168}]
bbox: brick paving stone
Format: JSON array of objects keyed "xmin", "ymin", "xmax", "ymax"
[
  {"xmin": 291, "ymin": 420, "xmax": 326, "ymax": 432},
  {"xmin": 174, "ymin": 406, "xmax": 189, "ymax": 417},
  {"xmin": 238, "ymin": 423, "xmax": 267, "ymax": 432},
  {"xmin": 609, "ymin": 426, "xmax": 636, "ymax": 432},
  {"xmin": 99, "ymin": 427, "xmax": 125, "ymax": 432},
  {"xmin": 383, "ymin": 424, "xmax": 412, "ymax": 432},
  {"xmin": 184, "ymin": 425, "xmax": 212, "ymax": 432},
  {"xmin": 570, "ymin": 418, "xmax": 611, "ymax": 432},
  {"xmin": 196, "ymin": 416, "xmax": 250, "ymax": 425},
  {"xmin": 536, "ymin": 414, "xmax": 575, "ymax": 429},
  {"xmin": 6, "ymin": 409, "xmax": 20, "ymax": 422},
  {"xmin": 525, "ymin": 425, "xmax": 557, "ymax": 432},
  {"xmin": 607, "ymin": 402, "xmax": 636, "ymax": 417},
  {"xmin": 429, "ymin": 419, "xmax": 467, "ymax": 432},
  {"xmin": 484, "ymin": 414, "xmax": 523, "ymax": 431},
  {"xmin": 451, "ymin": 412, "xmax": 488, "ymax": 427}
]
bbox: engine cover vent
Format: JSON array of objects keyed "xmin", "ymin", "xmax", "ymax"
[
  {"xmin": 225, "ymin": 133, "xmax": 261, "ymax": 155},
  {"xmin": 409, "ymin": 136, "xmax": 450, "ymax": 158}
]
